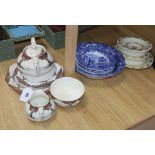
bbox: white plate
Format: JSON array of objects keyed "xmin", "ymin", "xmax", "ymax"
[{"xmin": 125, "ymin": 53, "xmax": 153, "ymax": 69}]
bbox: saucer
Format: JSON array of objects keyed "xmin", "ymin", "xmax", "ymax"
[
  {"xmin": 5, "ymin": 63, "xmax": 64, "ymax": 93},
  {"xmin": 25, "ymin": 99, "xmax": 56, "ymax": 122},
  {"xmin": 125, "ymin": 52, "xmax": 153, "ymax": 69},
  {"xmin": 116, "ymin": 45, "xmax": 153, "ymax": 69}
]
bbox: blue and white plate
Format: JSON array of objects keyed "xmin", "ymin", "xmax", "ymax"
[
  {"xmin": 76, "ymin": 42, "xmax": 117, "ymax": 74},
  {"xmin": 76, "ymin": 42, "xmax": 125, "ymax": 79},
  {"xmin": 76, "ymin": 62, "xmax": 111, "ymax": 75}
]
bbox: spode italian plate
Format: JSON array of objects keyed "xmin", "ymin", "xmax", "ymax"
[
  {"xmin": 76, "ymin": 42, "xmax": 125, "ymax": 79},
  {"xmin": 76, "ymin": 42, "xmax": 117, "ymax": 74}
]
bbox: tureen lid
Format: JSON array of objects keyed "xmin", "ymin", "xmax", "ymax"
[
  {"xmin": 17, "ymin": 38, "xmax": 53, "ymax": 71},
  {"xmin": 24, "ymin": 38, "xmax": 46, "ymax": 58}
]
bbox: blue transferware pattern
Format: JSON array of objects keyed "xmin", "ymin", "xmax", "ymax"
[
  {"xmin": 76, "ymin": 42, "xmax": 117, "ymax": 74},
  {"xmin": 76, "ymin": 62, "xmax": 110, "ymax": 75},
  {"xmin": 76, "ymin": 42, "xmax": 125, "ymax": 79}
]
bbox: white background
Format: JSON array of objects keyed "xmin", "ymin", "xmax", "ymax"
[
  {"xmin": 0, "ymin": 0, "xmax": 155, "ymax": 154},
  {"xmin": 0, "ymin": 0, "xmax": 155, "ymax": 24},
  {"xmin": 1, "ymin": 131, "xmax": 155, "ymax": 155}
]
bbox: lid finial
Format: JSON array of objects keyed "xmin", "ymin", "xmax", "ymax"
[{"xmin": 31, "ymin": 38, "xmax": 36, "ymax": 48}]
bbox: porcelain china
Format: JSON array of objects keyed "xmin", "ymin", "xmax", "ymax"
[
  {"xmin": 6, "ymin": 37, "xmax": 64, "ymax": 93},
  {"xmin": 5, "ymin": 63, "xmax": 63, "ymax": 93},
  {"xmin": 17, "ymin": 38, "xmax": 54, "ymax": 77},
  {"xmin": 25, "ymin": 90, "xmax": 55, "ymax": 122},
  {"xmin": 16, "ymin": 63, "xmax": 62, "ymax": 86},
  {"xmin": 125, "ymin": 53, "xmax": 153, "ymax": 69},
  {"xmin": 76, "ymin": 42, "xmax": 125, "ymax": 79},
  {"xmin": 124, "ymin": 54, "xmax": 149, "ymax": 66},
  {"xmin": 76, "ymin": 42, "xmax": 117, "ymax": 74},
  {"xmin": 117, "ymin": 36, "xmax": 152, "ymax": 57},
  {"xmin": 116, "ymin": 36, "xmax": 153, "ymax": 69},
  {"xmin": 50, "ymin": 77, "xmax": 85, "ymax": 107}
]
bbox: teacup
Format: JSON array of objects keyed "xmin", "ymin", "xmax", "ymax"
[
  {"xmin": 25, "ymin": 90, "xmax": 55, "ymax": 122},
  {"xmin": 50, "ymin": 77, "xmax": 85, "ymax": 107}
]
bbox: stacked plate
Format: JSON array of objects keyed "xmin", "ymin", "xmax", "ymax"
[
  {"xmin": 5, "ymin": 63, "xmax": 63, "ymax": 93},
  {"xmin": 116, "ymin": 36, "xmax": 153, "ymax": 69},
  {"xmin": 76, "ymin": 42, "xmax": 125, "ymax": 79}
]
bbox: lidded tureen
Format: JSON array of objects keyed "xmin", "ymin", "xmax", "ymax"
[
  {"xmin": 17, "ymin": 38, "xmax": 54, "ymax": 77},
  {"xmin": 6, "ymin": 37, "xmax": 64, "ymax": 93}
]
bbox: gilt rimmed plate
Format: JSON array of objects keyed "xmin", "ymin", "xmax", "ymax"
[
  {"xmin": 115, "ymin": 45, "xmax": 149, "ymax": 60},
  {"xmin": 125, "ymin": 52, "xmax": 153, "ymax": 69},
  {"xmin": 117, "ymin": 36, "xmax": 152, "ymax": 53}
]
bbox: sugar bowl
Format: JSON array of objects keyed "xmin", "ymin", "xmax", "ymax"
[
  {"xmin": 50, "ymin": 77, "xmax": 85, "ymax": 107},
  {"xmin": 25, "ymin": 90, "xmax": 56, "ymax": 122}
]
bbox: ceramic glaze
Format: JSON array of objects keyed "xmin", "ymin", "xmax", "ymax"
[
  {"xmin": 117, "ymin": 37, "xmax": 152, "ymax": 57},
  {"xmin": 116, "ymin": 46, "xmax": 147, "ymax": 58},
  {"xmin": 20, "ymin": 59, "xmax": 49, "ymax": 70},
  {"xmin": 5, "ymin": 63, "xmax": 63, "ymax": 93},
  {"xmin": 125, "ymin": 57, "xmax": 147, "ymax": 66},
  {"xmin": 30, "ymin": 95, "xmax": 49, "ymax": 107},
  {"xmin": 125, "ymin": 42, "xmax": 144, "ymax": 51},
  {"xmin": 118, "ymin": 37, "xmax": 152, "ymax": 52},
  {"xmin": 125, "ymin": 52, "xmax": 153, "ymax": 69},
  {"xmin": 25, "ymin": 90, "xmax": 56, "ymax": 122},
  {"xmin": 17, "ymin": 38, "xmax": 53, "ymax": 77},
  {"xmin": 50, "ymin": 77, "xmax": 85, "ymax": 107},
  {"xmin": 26, "ymin": 45, "xmax": 42, "ymax": 58},
  {"xmin": 76, "ymin": 42, "xmax": 117, "ymax": 74},
  {"xmin": 6, "ymin": 38, "xmax": 64, "ymax": 93},
  {"xmin": 19, "ymin": 64, "xmax": 56, "ymax": 84},
  {"xmin": 76, "ymin": 42, "xmax": 125, "ymax": 79},
  {"xmin": 116, "ymin": 37, "xmax": 153, "ymax": 69}
]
